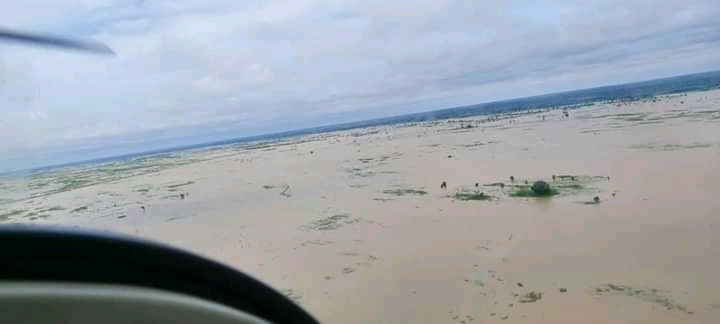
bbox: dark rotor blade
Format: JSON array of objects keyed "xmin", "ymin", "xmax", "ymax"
[{"xmin": 0, "ymin": 27, "xmax": 115, "ymax": 55}]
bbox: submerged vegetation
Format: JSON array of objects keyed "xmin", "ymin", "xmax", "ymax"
[
  {"xmin": 167, "ymin": 181, "xmax": 194, "ymax": 189},
  {"xmin": 303, "ymin": 214, "xmax": 359, "ymax": 231},
  {"xmin": 510, "ymin": 184, "xmax": 560, "ymax": 198},
  {"xmin": 630, "ymin": 142, "xmax": 713, "ymax": 152},
  {"xmin": 502, "ymin": 175, "xmax": 607, "ymax": 198},
  {"xmin": 382, "ymin": 188, "xmax": 428, "ymax": 196},
  {"xmin": 438, "ymin": 173, "xmax": 608, "ymax": 202},
  {"xmin": 594, "ymin": 283, "xmax": 694, "ymax": 315},
  {"xmin": 518, "ymin": 291, "xmax": 543, "ymax": 303},
  {"xmin": 504, "ymin": 180, "xmax": 560, "ymax": 197},
  {"xmin": 452, "ymin": 191, "xmax": 494, "ymax": 201},
  {"xmin": 530, "ymin": 180, "xmax": 552, "ymax": 195}
]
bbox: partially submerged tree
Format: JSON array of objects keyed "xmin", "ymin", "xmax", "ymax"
[{"xmin": 531, "ymin": 180, "xmax": 552, "ymax": 196}]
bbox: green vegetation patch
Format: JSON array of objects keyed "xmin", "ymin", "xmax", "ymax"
[
  {"xmin": 509, "ymin": 181, "xmax": 560, "ymax": 198},
  {"xmin": 452, "ymin": 191, "xmax": 494, "ymax": 201}
]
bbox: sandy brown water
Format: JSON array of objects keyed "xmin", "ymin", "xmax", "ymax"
[{"xmin": 2, "ymin": 90, "xmax": 720, "ymax": 323}]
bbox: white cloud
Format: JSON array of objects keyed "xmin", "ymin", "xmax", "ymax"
[{"xmin": 1, "ymin": 0, "xmax": 720, "ymax": 171}]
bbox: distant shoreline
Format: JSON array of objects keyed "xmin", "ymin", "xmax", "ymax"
[{"xmin": 5, "ymin": 69, "xmax": 720, "ymax": 177}]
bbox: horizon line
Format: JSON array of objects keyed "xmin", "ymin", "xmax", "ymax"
[{"xmin": 8, "ymin": 68, "xmax": 720, "ymax": 176}]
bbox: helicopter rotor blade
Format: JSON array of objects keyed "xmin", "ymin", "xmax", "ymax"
[{"xmin": 0, "ymin": 27, "xmax": 115, "ymax": 56}]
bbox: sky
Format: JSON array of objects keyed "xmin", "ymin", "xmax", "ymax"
[{"xmin": 1, "ymin": 0, "xmax": 720, "ymax": 172}]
